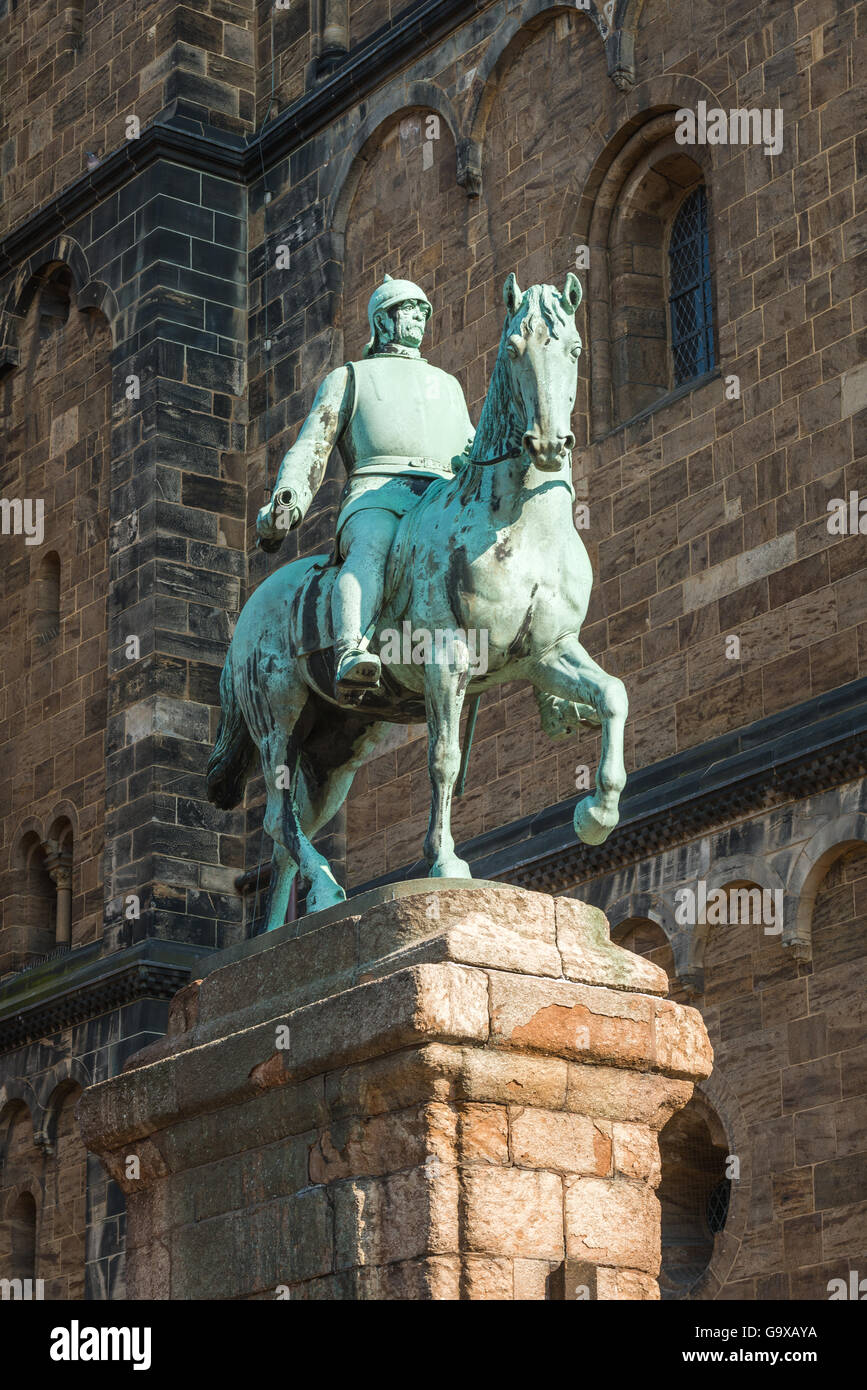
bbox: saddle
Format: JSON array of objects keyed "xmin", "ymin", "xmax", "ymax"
[{"xmin": 289, "ymin": 489, "xmax": 443, "ymax": 720}]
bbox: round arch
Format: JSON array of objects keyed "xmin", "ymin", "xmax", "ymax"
[
  {"xmin": 0, "ymin": 234, "xmax": 117, "ymax": 369},
  {"xmin": 326, "ymin": 84, "xmax": 461, "ymax": 241},
  {"xmin": 462, "ymin": 1, "xmax": 607, "ymax": 155},
  {"xmin": 41, "ymin": 1059, "xmax": 92, "ymax": 1149},
  {"xmin": 785, "ymin": 813, "xmax": 867, "ymax": 960},
  {"xmin": 678, "ymin": 859, "xmax": 788, "ymax": 992}
]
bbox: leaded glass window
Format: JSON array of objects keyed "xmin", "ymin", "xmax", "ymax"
[{"xmin": 668, "ymin": 186, "xmax": 714, "ymax": 386}]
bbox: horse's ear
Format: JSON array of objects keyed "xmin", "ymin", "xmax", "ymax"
[
  {"xmin": 503, "ymin": 273, "xmax": 522, "ymax": 314},
  {"xmin": 562, "ymin": 272, "xmax": 582, "ymax": 313}
]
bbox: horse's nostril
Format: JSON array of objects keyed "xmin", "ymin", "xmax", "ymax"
[{"xmin": 562, "ymin": 433, "xmax": 575, "ymax": 452}]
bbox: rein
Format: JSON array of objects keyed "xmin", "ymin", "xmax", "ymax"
[{"xmin": 471, "ymin": 444, "xmax": 523, "ymax": 467}]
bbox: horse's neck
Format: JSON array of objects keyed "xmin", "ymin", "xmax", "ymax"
[{"xmin": 477, "ymin": 461, "xmax": 573, "ymax": 533}]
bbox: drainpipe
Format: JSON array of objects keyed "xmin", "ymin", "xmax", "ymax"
[{"xmin": 319, "ymin": 0, "xmax": 349, "ymax": 75}]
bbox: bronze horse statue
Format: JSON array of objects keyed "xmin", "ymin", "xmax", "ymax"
[{"xmin": 207, "ymin": 273, "xmax": 627, "ymax": 927}]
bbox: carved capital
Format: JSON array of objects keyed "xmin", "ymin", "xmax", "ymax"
[
  {"xmin": 41, "ymin": 840, "xmax": 73, "ymax": 891},
  {"xmin": 456, "ymin": 138, "xmax": 482, "ymax": 197},
  {"xmin": 34, "ymin": 1130, "xmax": 56, "ymax": 1157},
  {"xmin": 606, "ymin": 31, "xmax": 635, "ymax": 91}
]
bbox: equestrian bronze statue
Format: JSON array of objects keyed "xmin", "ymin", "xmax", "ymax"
[{"xmin": 207, "ymin": 272, "xmax": 628, "ymax": 927}]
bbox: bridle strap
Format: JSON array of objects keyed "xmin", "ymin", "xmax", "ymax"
[{"xmin": 471, "ymin": 445, "xmax": 523, "ymax": 468}]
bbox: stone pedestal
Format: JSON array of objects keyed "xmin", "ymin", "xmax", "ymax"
[{"xmin": 79, "ymin": 882, "xmax": 712, "ymax": 1300}]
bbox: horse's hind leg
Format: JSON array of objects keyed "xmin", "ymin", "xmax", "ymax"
[
  {"xmin": 532, "ymin": 638, "xmax": 628, "ymax": 845},
  {"xmin": 293, "ymin": 715, "xmax": 391, "ymax": 883},
  {"xmin": 263, "ymin": 842, "xmax": 297, "ymax": 933},
  {"xmin": 254, "ymin": 720, "xmax": 338, "ymax": 926}
]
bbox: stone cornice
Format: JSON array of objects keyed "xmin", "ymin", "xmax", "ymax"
[
  {"xmin": 0, "ymin": 0, "xmax": 489, "ymax": 273},
  {"xmin": 0, "ymin": 942, "xmax": 206, "ymax": 1053}
]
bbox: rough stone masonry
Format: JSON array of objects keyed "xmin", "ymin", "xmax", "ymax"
[{"xmin": 78, "ymin": 882, "xmax": 712, "ymax": 1299}]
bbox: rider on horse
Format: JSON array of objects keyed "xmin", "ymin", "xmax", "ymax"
[{"xmin": 256, "ymin": 274, "xmax": 476, "ymax": 702}]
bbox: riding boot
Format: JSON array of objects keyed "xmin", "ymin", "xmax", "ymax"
[{"xmin": 333, "ymin": 636, "xmax": 381, "ymax": 702}]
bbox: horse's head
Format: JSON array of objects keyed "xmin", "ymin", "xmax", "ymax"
[{"xmin": 501, "ymin": 272, "xmax": 582, "ymax": 471}]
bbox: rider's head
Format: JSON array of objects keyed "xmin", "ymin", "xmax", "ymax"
[{"xmin": 365, "ymin": 274, "xmax": 432, "ymax": 356}]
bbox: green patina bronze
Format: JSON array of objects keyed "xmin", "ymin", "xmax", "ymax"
[{"xmin": 207, "ymin": 272, "xmax": 628, "ymax": 926}]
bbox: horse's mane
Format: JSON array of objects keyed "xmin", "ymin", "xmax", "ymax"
[{"xmin": 469, "ymin": 283, "xmax": 573, "ymax": 464}]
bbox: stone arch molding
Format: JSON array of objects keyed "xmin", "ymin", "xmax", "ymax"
[
  {"xmin": 326, "ymin": 2, "xmax": 646, "ymax": 228},
  {"xmin": 41, "ymin": 1059, "xmax": 93, "ymax": 1151},
  {"xmin": 784, "ymin": 812, "xmax": 867, "ymax": 961},
  {"xmin": 326, "ymin": 83, "xmax": 461, "ymax": 241},
  {"xmin": 462, "ymin": 0, "xmax": 640, "ymax": 169},
  {"xmin": 676, "ymin": 857, "xmax": 788, "ymax": 993},
  {"xmin": 7, "ymin": 802, "xmax": 80, "ymax": 873},
  {"xmin": 603, "ymin": 889, "xmax": 673, "ymax": 940},
  {"xmin": 556, "ymin": 74, "xmax": 724, "ymax": 438},
  {"xmin": 314, "ymin": 86, "xmax": 461, "ymax": 375},
  {"xmin": 3, "ymin": 1180, "xmax": 44, "ymax": 1221},
  {"xmin": 0, "ymin": 234, "xmax": 118, "ymax": 370},
  {"xmin": 685, "ymin": 1067, "xmax": 751, "ymax": 1300},
  {"xmin": 0, "ymin": 1078, "xmax": 41, "ymax": 1166}
]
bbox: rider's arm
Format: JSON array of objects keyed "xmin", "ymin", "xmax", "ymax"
[
  {"xmin": 258, "ymin": 366, "xmax": 353, "ymax": 545},
  {"xmin": 450, "ymin": 377, "xmax": 477, "ymax": 471}
]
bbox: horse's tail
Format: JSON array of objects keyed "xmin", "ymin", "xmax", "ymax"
[{"xmin": 207, "ymin": 654, "xmax": 255, "ymax": 809}]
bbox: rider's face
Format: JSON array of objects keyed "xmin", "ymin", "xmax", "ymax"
[{"xmin": 389, "ymin": 299, "xmax": 428, "ymax": 348}]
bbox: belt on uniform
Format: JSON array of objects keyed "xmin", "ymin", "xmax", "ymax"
[{"xmin": 350, "ymin": 455, "xmax": 453, "ymax": 476}]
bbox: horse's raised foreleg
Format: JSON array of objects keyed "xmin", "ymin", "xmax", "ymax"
[
  {"xmin": 423, "ymin": 659, "xmax": 471, "ymax": 878},
  {"xmin": 533, "ymin": 638, "xmax": 628, "ymax": 845}
]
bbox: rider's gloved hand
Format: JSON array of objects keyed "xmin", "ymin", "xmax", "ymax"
[{"xmin": 256, "ymin": 488, "xmax": 302, "ymax": 552}]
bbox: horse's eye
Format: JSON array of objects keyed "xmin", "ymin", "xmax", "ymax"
[{"xmin": 506, "ymin": 338, "xmax": 521, "ymax": 359}]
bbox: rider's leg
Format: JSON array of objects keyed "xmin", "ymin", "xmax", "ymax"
[{"xmin": 332, "ymin": 509, "xmax": 398, "ymax": 695}]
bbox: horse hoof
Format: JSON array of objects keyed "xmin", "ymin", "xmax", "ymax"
[
  {"xmin": 573, "ymin": 797, "xmax": 617, "ymax": 846},
  {"xmin": 307, "ymin": 880, "xmax": 347, "ymax": 913},
  {"xmin": 429, "ymin": 857, "xmax": 472, "ymax": 879}
]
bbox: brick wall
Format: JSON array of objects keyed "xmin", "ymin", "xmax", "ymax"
[
  {"xmin": 620, "ymin": 844, "xmax": 867, "ymax": 1297},
  {"xmin": 0, "ymin": 0, "xmax": 256, "ymax": 236},
  {"xmin": 0, "ymin": 274, "xmax": 111, "ymax": 972}
]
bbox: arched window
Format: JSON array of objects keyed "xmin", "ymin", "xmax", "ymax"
[
  {"xmin": 584, "ymin": 123, "xmax": 718, "ymax": 435},
  {"xmin": 9, "ymin": 1191, "xmax": 37, "ymax": 1280},
  {"xmin": 37, "ymin": 267, "xmax": 72, "ymax": 340},
  {"xmin": 14, "ymin": 832, "xmax": 56, "ymax": 951},
  {"xmin": 668, "ymin": 185, "xmax": 715, "ymax": 386},
  {"xmin": 34, "ymin": 551, "xmax": 61, "ymax": 644},
  {"xmin": 657, "ymin": 1099, "xmax": 729, "ymax": 1298}
]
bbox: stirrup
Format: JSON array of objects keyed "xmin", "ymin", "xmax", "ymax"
[{"xmin": 334, "ymin": 646, "xmax": 381, "ymax": 700}]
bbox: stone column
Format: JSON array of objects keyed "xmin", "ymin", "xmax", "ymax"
[
  {"xmin": 79, "ymin": 883, "xmax": 712, "ymax": 1300},
  {"xmin": 42, "ymin": 841, "xmax": 73, "ymax": 946}
]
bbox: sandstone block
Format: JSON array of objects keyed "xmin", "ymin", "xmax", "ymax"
[
  {"xmin": 513, "ymin": 1258, "xmax": 557, "ymax": 1300},
  {"xmin": 510, "ymin": 1107, "xmax": 612, "ymax": 1175},
  {"xmin": 555, "ymin": 896, "xmax": 669, "ymax": 994},
  {"xmin": 462, "ymin": 1168, "xmax": 564, "ymax": 1258},
  {"xmin": 565, "ymin": 1063, "xmax": 695, "ymax": 1128},
  {"xmin": 456, "ymin": 1103, "xmax": 510, "ymax": 1164},
  {"xmin": 333, "ymin": 1165, "xmax": 460, "ymax": 1268},
  {"xmin": 81, "ymin": 884, "xmax": 711, "ymax": 1301},
  {"xmin": 489, "ymin": 971, "xmax": 655, "ymax": 1068},
  {"xmin": 653, "ymin": 996, "xmax": 714, "ymax": 1079},
  {"xmin": 564, "ymin": 1177, "xmax": 661, "ymax": 1274},
  {"xmin": 612, "ymin": 1121, "xmax": 661, "ymax": 1184},
  {"xmin": 595, "ymin": 1267, "xmax": 660, "ymax": 1300},
  {"xmin": 357, "ymin": 884, "xmax": 558, "ymax": 976}
]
